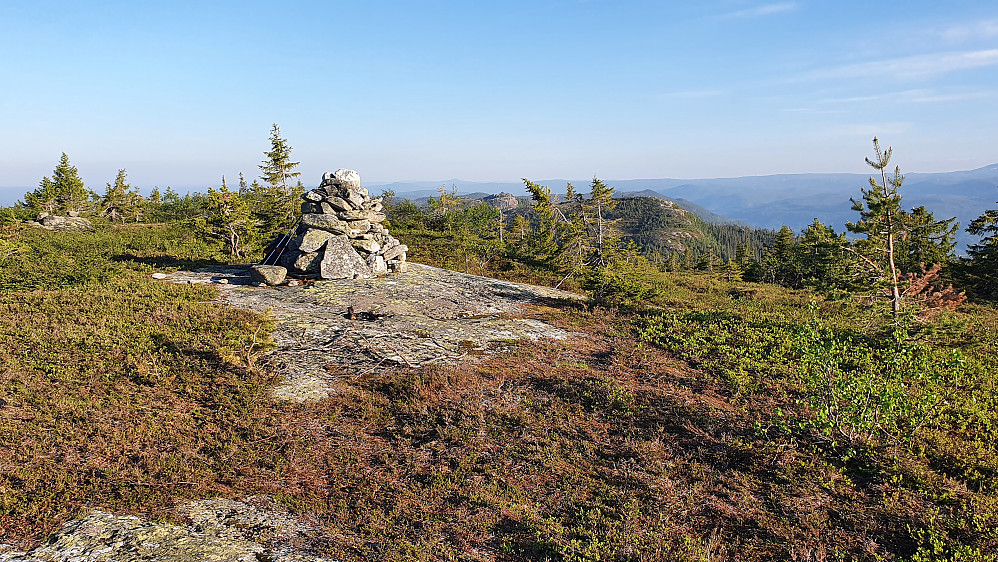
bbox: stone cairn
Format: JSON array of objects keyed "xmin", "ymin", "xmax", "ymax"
[{"xmin": 280, "ymin": 169, "xmax": 408, "ymax": 279}]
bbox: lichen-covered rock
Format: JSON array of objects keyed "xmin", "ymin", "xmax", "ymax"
[
  {"xmin": 29, "ymin": 214, "xmax": 93, "ymax": 232},
  {"xmin": 329, "ymin": 168, "xmax": 361, "ymax": 188},
  {"xmin": 351, "ymin": 238, "xmax": 381, "ymax": 254},
  {"xmin": 294, "ymin": 228, "xmax": 335, "ymax": 253},
  {"xmin": 323, "ymin": 196, "xmax": 351, "ymax": 212},
  {"xmin": 343, "ymin": 189, "xmax": 365, "ymax": 209},
  {"xmin": 366, "ymin": 254, "xmax": 387, "ymax": 276},
  {"xmin": 161, "ymin": 263, "xmax": 581, "ymax": 403},
  {"xmin": 382, "ymin": 244, "xmax": 408, "ymax": 261},
  {"xmin": 0, "ymin": 497, "xmax": 333, "ymax": 562},
  {"xmin": 300, "ymin": 214, "xmax": 347, "ymax": 234},
  {"xmin": 282, "ymin": 251, "xmax": 322, "ymax": 274},
  {"xmin": 483, "ymin": 192, "xmax": 519, "ymax": 211},
  {"xmin": 250, "ymin": 265, "xmax": 287, "ymax": 286},
  {"xmin": 320, "ymin": 236, "xmax": 371, "ymax": 279},
  {"xmin": 346, "ymin": 219, "xmax": 370, "ymax": 233}
]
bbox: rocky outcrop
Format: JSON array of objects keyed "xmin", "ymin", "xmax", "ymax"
[
  {"xmin": 24, "ymin": 212, "xmax": 93, "ymax": 232},
  {"xmin": 162, "ymin": 263, "xmax": 581, "ymax": 402},
  {"xmin": 0, "ymin": 496, "xmax": 331, "ymax": 562},
  {"xmin": 482, "ymin": 192, "xmax": 519, "ymax": 211},
  {"xmin": 281, "ymin": 169, "xmax": 407, "ymax": 279}
]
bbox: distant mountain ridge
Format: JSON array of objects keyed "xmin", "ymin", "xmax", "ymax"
[{"xmin": 369, "ymin": 164, "xmax": 998, "ymax": 251}]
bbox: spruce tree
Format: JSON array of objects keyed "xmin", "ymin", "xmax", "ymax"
[
  {"xmin": 24, "ymin": 153, "xmax": 93, "ymax": 215},
  {"xmin": 259, "ymin": 124, "xmax": 301, "ymax": 191},
  {"xmin": 23, "ymin": 177, "xmax": 60, "ymax": 214},
  {"xmin": 761, "ymin": 226, "xmax": 801, "ymax": 287},
  {"xmin": 965, "ymin": 195, "xmax": 998, "ymax": 298},
  {"xmin": 257, "ymin": 124, "xmax": 302, "ymax": 234},
  {"xmin": 522, "ymin": 180, "xmax": 560, "ymax": 265},
  {"xmin": 897, "ymin": 205, "xmax": 957, "ymax": 272},
  {"xmin": 798, "ymin": 219, "xmax": 850, "ymax": 293},
  {"xmin": 101, "ymin": 169, "xmax": 144, "ymax": 222}
]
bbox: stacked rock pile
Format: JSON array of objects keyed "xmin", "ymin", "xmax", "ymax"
[{"xmin": 280, "ymin": 169, "xmax": 408, "ymax": 279}]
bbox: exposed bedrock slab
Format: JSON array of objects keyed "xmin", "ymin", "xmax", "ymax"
[
  {"xmin": 162, "ymin": 263, "xmax": 581, "ymax": 403},
  {"xmin": 0, "ymin": 496, "xmax": 332, "ymax": 561}
]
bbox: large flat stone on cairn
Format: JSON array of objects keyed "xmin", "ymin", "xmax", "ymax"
[
  {"xmin": 301, "ymin": 213, "xmax": 348, "ymax": 234},
  {"xmin": 320, "ymin": 235, "xmax": 372, "ymax": 279}
]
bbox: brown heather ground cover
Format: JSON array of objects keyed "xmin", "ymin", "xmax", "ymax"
[{"xmin": 1, "ymin": 223, "xmax": 997, "ymax": 560}]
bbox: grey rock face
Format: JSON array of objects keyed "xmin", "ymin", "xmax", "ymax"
[
  {"xmin": 382, "ymin": 244, "xmax": 408, "ymax": 261},
  {"xmin": 29, "ymin": 214, "xmax": 93, "ymax": 232},
  {"xmin": 346, "ymin": 219, "xmax": 370, "ymax": 233},
  {"xmin": 249, "ymin": 265, "xmax": 287, "ymax": 286},
  {"xmin": 344, "ymin": 189, "xmax": 365, "ymax": 209},
  {"xmin": 351, "ymin": 238, "xmax": 381, "ymax": 254},
  {"xmin": 294, "ymin": 228, "xmax": 334, "ymax": 253},
  {"xmin": 0, "ymin": 497, "xmax": 333, "ymax": 562},
  {"xmin": 483, "ymin": 192, "xmax": 519, "ymax": 211},
  {"xmin": 323, "ymin": 196, "xmax": 351, "ymax": 212},
  {"xmin": 300, "ymin": 214, "xmax": 347, "ymax": 234},
  {"xmin": 283, "ymin": 251, "xmax": 322, "ymax": 273},
  {"xmin": 320, "ymin": 236, "xmax": 371, "ymax": 279}
]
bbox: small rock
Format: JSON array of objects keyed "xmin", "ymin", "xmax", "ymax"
[
  {"xmin": 351, "ymin": 238, "xmax": 381, "ymax": 254},
  {"xmin": 367, "ymin": 254, "xmax": 388, "ymax": 276},
  {"xmin": 151, "ymin": 272, "xmax": 168, "ymax": 280},
  {"xmin": 250, "ymin": 265, "xmax": 288, "ymax": 286},
  {"xmin": 346, "ymin": 219, "xmax": 371, "ymax": 233},
  {"xmin": 383, "ymin": 244, "xmax": 408, "ymax": 261},
  {"xmin": 283, "ymin": 251, "xmax": 322, "ymax": 274},
  {"xmin": 217, "ymin": 278, "xmax": 229, "ymax": 284},
  {"xmin": 34, "ymin": 214, "xmax": 93, "ymax": 231},
  {"xmin": 344, "ymin": 190, "xmax": 366, "ymax": 210}
]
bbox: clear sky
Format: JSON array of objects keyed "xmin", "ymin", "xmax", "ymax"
[{"xmin": 2, "ymin": 0, "xmax": 997, "ymax": 202}]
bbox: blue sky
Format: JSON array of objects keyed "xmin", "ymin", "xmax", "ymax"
[{"xmin": 2, "ymin": 0, "xmax": 997, "ymax": 202}]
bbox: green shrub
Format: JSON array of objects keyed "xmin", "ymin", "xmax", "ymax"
[{"xmin": 798, "ymin": 307, "xmax": 965, "ymax": 455}]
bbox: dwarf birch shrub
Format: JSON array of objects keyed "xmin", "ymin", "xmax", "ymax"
[{"xmin": 798, "ymin": 307, "xmax": 964, "ymax": 454}]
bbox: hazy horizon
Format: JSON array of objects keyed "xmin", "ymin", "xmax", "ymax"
[{"xmin": 2, "ymin": 0, "xmax": 997, "ymax": 203}]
